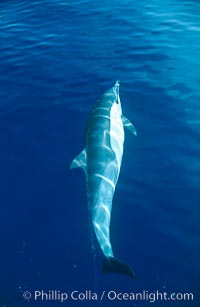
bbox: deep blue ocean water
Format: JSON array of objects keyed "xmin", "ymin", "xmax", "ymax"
[{"xmin": 0, "ymin": 0, "xmax": 200, "ymax": 306}]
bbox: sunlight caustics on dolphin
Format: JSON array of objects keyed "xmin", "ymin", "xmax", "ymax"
[{"xmin": 70, "ymin": 81, "xmax": 137, "ymax": 278}]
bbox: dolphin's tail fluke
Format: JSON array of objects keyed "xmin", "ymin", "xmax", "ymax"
[{"xmin": 102, "ymin": 256, "xmax": 136, "ymax": 279}]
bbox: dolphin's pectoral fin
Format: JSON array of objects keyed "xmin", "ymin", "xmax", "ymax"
[
  {"xmin": 122, "ymin": 115, "xmax": 137, "ymax": 136},
  {"xmin": 70, "ymin": 148, "xmax": 87, "ymax": 172},
  {"xmin": 102, "ymin": 256, "xmax": 136, "ymax": 279}
]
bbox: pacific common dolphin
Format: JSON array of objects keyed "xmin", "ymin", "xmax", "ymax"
[{"xmin": 70, "ymin": 81, "xmax": 137, "ymax": 278}]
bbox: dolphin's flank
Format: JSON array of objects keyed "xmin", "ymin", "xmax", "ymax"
[{"xmin": 70, "ymin": 81, "xmax": 137, "ymax": 278}]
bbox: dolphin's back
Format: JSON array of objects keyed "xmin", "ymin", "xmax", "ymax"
[
  {"xmin": 86, "ymin": 98, "xmax": 119, "ymax": 187},
  {"xmin": 85, "ymin": 93, "xmax": 121, "ymax": 258}
]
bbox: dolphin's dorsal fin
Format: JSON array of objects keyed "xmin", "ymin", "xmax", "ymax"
[
  {"xmin": 122, "ymin": 115, "xmax": 137, "ymax": 136},
  {"xmin": 70, "ymin": 148, "xmax": 87, "ymax": 172}
]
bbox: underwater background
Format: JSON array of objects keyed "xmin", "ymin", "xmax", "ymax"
[{"xmin": 0, "ymin": 0, "xmax": 200, "ymax": 306}]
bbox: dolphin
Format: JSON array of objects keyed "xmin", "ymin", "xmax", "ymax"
[{"xmin": 70, "ymin": 81, "xmax": 137, "ymax": 278}]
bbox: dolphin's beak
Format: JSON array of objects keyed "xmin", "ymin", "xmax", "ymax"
[{"xmin": 113, "ymin": 80, "xmax": 120, "ymax": 103}]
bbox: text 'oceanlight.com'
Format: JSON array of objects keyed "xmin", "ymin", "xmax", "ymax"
[{"xmin": 22, "ymin": 289, "xmax": 194, "ymax": 303}]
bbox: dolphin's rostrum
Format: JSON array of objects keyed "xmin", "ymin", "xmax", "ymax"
[{"xmin": 70, "ymin": 81, "xmax": 137, "ymax": 278}]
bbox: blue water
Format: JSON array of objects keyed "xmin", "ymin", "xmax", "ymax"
[{"xmin": 0, "ymin": 0, "xmax": 200, "ymax": 306}]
